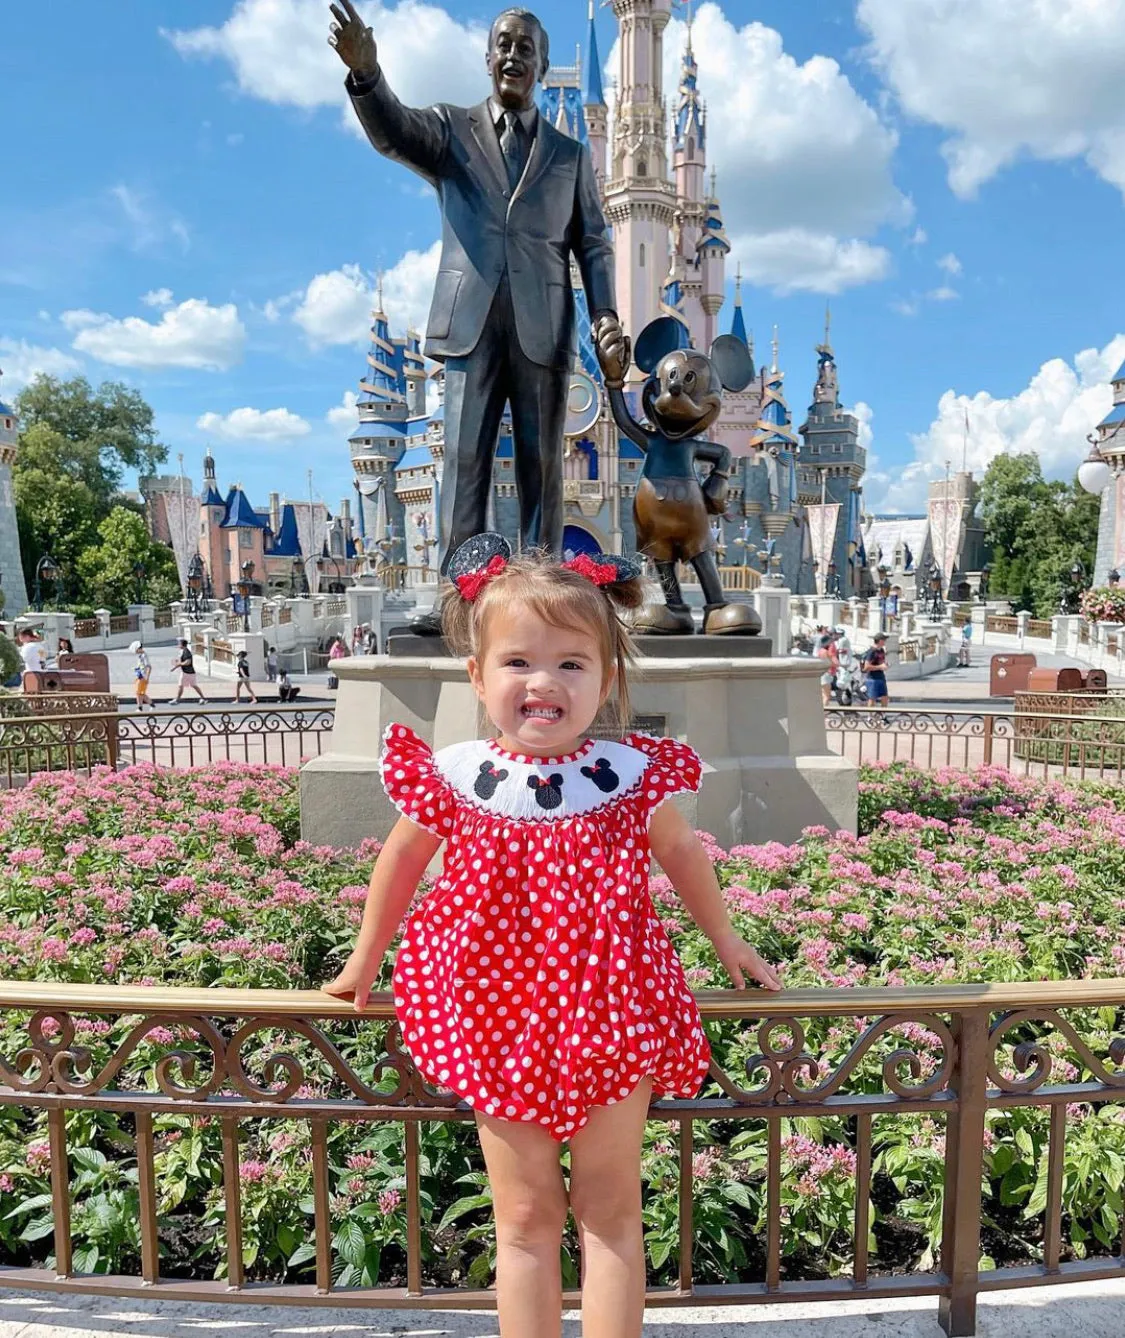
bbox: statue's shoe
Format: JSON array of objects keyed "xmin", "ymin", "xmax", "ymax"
[
  {"xmin": 632, "ymin": 603, "xmax": 695, "ymax": 635},
  {"xmin": 703, "ymin": 603, "xmax": 763, "ymax": 636},
  {"xmin": 410, "ymin": 609, "xmax": 444, "ymax": 637}
]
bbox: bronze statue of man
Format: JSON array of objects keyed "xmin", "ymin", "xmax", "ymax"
[{"xmin": 329, "ymin": 0, "xmax": 624, "ymax": 612}]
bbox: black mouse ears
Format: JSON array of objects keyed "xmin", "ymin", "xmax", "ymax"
[
  {"xmin": 634, "ymin": 316, "xmax": 691, "ymax": 374},
  {"xmin": 633, "ymin": 317, "xmax": 755, "ymax": 393},
  {"xmin": 709, "ymin": 334, "xmax": 754, "ymax": 393}
]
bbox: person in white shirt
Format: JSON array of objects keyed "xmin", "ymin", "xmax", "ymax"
[{"xmin": 18, "ymin": 629, "xmax": 47, "ymax": 685}]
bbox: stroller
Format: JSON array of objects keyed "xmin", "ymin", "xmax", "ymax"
[{"xmin": 832, "ymin": 641, "xmax": 868, "ymax": 707}]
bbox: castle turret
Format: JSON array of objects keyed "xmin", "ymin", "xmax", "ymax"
[
  {"xmin": 605, "ymin": 0, "xmax": 676, "ymax": 362},
  {"xmin": 0, "ymin": 370, "xmax": 29, "ymax": 615},
  {"xmin": 729, "ymin": 264, "xmax": 748, "ymax": 346},
  {"xmin": 749, "ymin": 329, "xmax": 798, "ymax": 532},
  {"xmin": 349, "ymin": 287, "xmax": 409, "ymax": 542},
  {"xmin": 672, "ymin": 28, "xmax": 706, "ymax": 257},
  {"xmin": 697, "ymin": 169, "xmax": 729, "ymax": 348},
  {"xmin": 583, "ymin": 0, "xmax": 608, "ymax": 190}
]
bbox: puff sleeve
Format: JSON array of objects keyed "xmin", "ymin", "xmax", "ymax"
[
  {"xmin": 380, "ymin": 723, "xmax": 457, "ymax": 840},
  {"xmin": 625, "ymin": 733, "xmax": 703, "ymax": 814}
]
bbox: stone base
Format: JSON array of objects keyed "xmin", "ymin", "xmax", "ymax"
[
  {"xmin": 300, "ymin": 654, "xmax": 856, "ymax": 850},
  {"xmin": 386, "ymin": 632, "xmax": 773, "ymax": 659}
]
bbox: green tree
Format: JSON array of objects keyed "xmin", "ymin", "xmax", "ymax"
[
  {"xmin": 74, "ymin": 507, "xmax": 180, "ymax": 615},
  {"xmin": 978, "ymin": 453, "xmax": 1099, "ymax": 617},
  {"xmin": 13, "ymin": 375, "xmax": 168, "ymax": 605}
]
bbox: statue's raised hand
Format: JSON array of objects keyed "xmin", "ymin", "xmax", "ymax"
[{"xmin": 329, "ymin": 0, "xmax": 378, "ymax": 79}]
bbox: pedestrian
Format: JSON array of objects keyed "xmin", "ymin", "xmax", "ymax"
[
  {"xmin": 958, "ymin": 621, "xmax": 973, "ymax": 667},
  {"xmin": 130, "ymin": 639, "xmax": 155, "ymax": 710},
  {"xmin": 351, "ymin": 624, "xmax": 364, "ymax": 655},
  {"xmin": 861, "ymin": 633, "xmax": 891, "ymax": 708},
  {"xmin": 816, "ymin": 628, "xmax": 839, "ymax": 707},
  {"xmin": 18, "ymin": 628, "xmax": 47, "ymax": 687},
  {"xmin": 171, "ymin": 638, "xmax": 206, "ymax": 703},
  {"xmin": 322, "ymin": 535, "xmax": 780, "ymax": 1338},
  {"xmin": 57, "ymin": 637, "xmax": 75, "ymax": 657},
  {"xmin": 328, "ymin": 636, "xmax": 347, "ymax": 661},
  {"xmin": 233, "ymin": 650, "xmax": 258, "ymax": 704},
  {"xmin": 364, "ymin": 624, "xmax": 378, "ymax": 655},
  {"xmin": 278, "ymin": 667, "xmax": 300, "ymax": 703},
  {"xmin": 266, "ymin": 644, "xmax": 279, "ymax": 682}
]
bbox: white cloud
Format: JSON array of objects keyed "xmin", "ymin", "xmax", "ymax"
[
  {"xmin": 111, "ymin": 185, "xmax": 190, "ymax": 252},
  {"xmin": 165, "ymin": 0, "xmax": 488, "ymax": 132},
  {"xmin": 927, "ymin": 285, "xmax": 959, "ymax": 302},
  {"xmin": 0, "ymin": 339, "xmax": 82, "ymax": 392},
  {"xmin": 290, "ymin": 241, "xmax": 440, "ymax": 346},
  {"xmin": 937, "ymin": 252, "xmax": 961, "ymax": 276},
  {"xmin": 60, "ymin": 298, "xmax": 246, "ymax": 371},
  {"xmin": 141, "ymin": 287, "xmax": 175, "ymax": 308},
  {"xmin": 197, "ymin": 407, "xmax": 311, "ymax": 440},
  {"xmin": 859, "ymin": 0, "xmax": 1125, "ymax": 198},
  {"xmin": 866, "ymin": 333, "xmax": 1125, "ymax": 513},
  {"xmin": 734, "ymin": 230, "xmax": 890, "ymax": 296},
  {"xmin": 326, "ymin": 390, "xmax": 360, "ymax": 431},
  {"xmin": 907, "ymin": 226, "xmax": 927, "ymax": 247}
]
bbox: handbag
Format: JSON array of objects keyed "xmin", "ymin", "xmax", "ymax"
[{"xmin": 327, "ymin": 673, "xmax": 339, "ymax": 690}]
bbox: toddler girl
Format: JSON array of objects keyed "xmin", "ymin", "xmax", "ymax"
[{"xmin": 324, "ymin": 535, "xmax": 780, "ymax": 1338}]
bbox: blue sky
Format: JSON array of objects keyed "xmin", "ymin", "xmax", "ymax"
[{"xmin": 3, "ymin": 0, "xmax": 1125, "ymax": 517}]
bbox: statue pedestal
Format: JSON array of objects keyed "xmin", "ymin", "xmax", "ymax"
[{"xmin": 300, "ymin": 654, "xmax": 856, "ymax": 850}]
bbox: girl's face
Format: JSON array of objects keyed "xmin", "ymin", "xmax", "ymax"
[{"xmin": 468, "ymin": 603, "xmax": 612, "ymax": 756}]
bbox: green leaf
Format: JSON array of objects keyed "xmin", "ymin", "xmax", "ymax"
[
  {"xmin": 287, "ymin": 1241, "xmax": 318, "ymax": 1269},
  {"xmin": 334, "ymin": 1218, "xmax": 366, "ymax": 1267}
]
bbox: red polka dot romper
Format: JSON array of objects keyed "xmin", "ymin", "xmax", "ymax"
[{"xmin": 381, "ymin": 724, "xmax": 712, "ymax": 1141}]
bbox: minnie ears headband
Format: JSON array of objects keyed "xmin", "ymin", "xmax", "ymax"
[{"xmin": 447, "ymin": 532, "xmax": 640, "ymax": 602}]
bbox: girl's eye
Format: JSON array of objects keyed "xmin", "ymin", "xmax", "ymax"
[
  {"xmin": 561, "ymin": 660, "xmax": 584, "ymax": 671},
  {"xmin": 504, "ymin": 657, "xmax": 528, "ymax": 668}
]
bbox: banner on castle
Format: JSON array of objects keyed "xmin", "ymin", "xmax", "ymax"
[
  {"xmin": 163, "ymin": 485, "xmax": 197, "ymax": 594},
  {"xmin": 805, "ymin": 503, "xmax": 840, "ymax": 590},
  {"xmin": 290, "ymin": 501, "xmax": 329, "ymax": 594},
  {"xmin": 927, "ymin": 496, "xmax": 961, "ymax": 582}
]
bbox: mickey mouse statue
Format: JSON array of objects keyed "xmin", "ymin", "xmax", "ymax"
[{"xmin": 596, "ymin": 315, "xmax": 762, "ymax": 635}]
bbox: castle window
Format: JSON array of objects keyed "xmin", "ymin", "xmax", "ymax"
[
  {"xmin": 832, "ymin": 444, "xmax": 843, "ymax": 454},
  {"xmin": 688, "ymin": 136, "xmax": 694, "ymax": 158},
  {"xmin": 639, "ymin": 243, "xmax": 646, "ymax": 267},
  {"xmin": 637, "ymin": 159, "xmax": 647, "ymax": 177}
]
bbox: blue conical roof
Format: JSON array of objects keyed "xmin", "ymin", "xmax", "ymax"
[{"xmin": 584, "ymin": 1, "xmax": 605, "ymax": 106}]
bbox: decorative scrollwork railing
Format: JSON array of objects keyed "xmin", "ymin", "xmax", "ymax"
[{"xmin": 1, "ymin": 978, "xmax": 1124, "ymax": 1335}]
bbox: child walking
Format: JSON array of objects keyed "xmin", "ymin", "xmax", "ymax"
[{"xmin": 324, "ymin": 535, "xmax": 780, "ymax": 1338}]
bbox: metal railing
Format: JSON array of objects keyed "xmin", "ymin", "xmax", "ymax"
[
  {"xmin": 986, "ymin": 615, "xmax": 1017, "ymax": 635},
  {"xmin": 73, "ymin": 619, "xmax": 99, "ymax": 639},
  {"xmin": 108, "ymin": 614, "xmax": 139, "ymax": 635},
  {"xmin": 1, "ymin": 978, "xmax": 1123, "ymax": 1337},
  {"xmin": 153, "ymin": 609, "xmax": 174, "ymax": 630},
  {"xmin": 0, "ymin": 704, "xmax": 336, "ymax": 779},
  {"xmin": 825, "ymin": 702, "xmax": 1125, "ymax": 779}
]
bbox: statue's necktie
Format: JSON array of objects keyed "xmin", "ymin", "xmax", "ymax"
[{"xmin": 500, "ymin": 111, "xmax": 524, "ymax": 192}]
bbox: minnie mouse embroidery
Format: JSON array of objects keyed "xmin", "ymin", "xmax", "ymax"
[
  {"xmin": 474, "ymin": 761, "xmax": 509, "ymax": 801},
  {"xmin": 580, "ymin": 758, "xmax": 620, "ymax": 794},
  {"xmin": 528, "ymin": 774, "xmax": 565, "ymax": 811}
]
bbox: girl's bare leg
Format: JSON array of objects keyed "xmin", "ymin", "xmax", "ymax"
[
  {"xmin": 568, "ymin": 1078, "xmax": 652, "ymax": 1338},
  {"xmin": 476, "ymin": 1111, "xmax": 569, "ymax": 1338}
]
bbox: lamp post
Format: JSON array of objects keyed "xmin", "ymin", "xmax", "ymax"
[
  {"xmin": 826, "ymin": 560, "xmax": 842, "ymax": 599},
  {"xmin": 413, "ymin": 512, "xmax": 437, "ymax": 573},
  {"xmin": 236, "ymin": 560, "xmax": 255, "ymax": 631},
  {"xmin": 730, "ymin": 519, "xmax": 753, "ymax": 569},
  {"xmin": 32, "ymin": 555, "xmax": 58, "ymax": 613},
  {"xmin": 978, "ymin": 564, "xmax": 990, "ymax": 604},
  {"xmin": 925, "ymin": 560, "xmax": 945, "ymax": 619},
  {"xmin": 1059, "ymin": 559, "xmax": 1086, "ymax": 616},
  {"xmin": 186, "ymin": 554, "xmax": 205, "ymax": 620},
  {"xmin": 877, "ymin": 563, "xmax": 891, "ymax": 633}
]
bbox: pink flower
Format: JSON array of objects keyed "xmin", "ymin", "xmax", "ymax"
[{"xmin": 378, "ymin": 1188, "xmax": 402, "ymax": 1214}]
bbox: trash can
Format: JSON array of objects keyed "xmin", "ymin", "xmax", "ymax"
[
  {"xmin": 990, "ymin": 653, "xmax": 1038, "ymax": 696},
  {"xmin": 1026, "ymin": 667, "xmax": 1084, "ymax": 693}
]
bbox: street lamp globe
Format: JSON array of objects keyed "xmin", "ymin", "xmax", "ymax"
[{"xmin": 1078, "ymin": 435, "xmax": 1113, "ymax": 495}]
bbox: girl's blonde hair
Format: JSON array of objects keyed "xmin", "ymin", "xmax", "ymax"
[{"xmin": 441, "ymin": 550, "xmax": 644, "ymax": 735}]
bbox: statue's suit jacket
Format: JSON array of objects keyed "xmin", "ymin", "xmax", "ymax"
[{"xmin": 348, "ymin": 70, "xmax": 616, "ymax": 372}]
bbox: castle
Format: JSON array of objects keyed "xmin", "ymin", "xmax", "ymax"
[{"xmin": 342, "ymin": 0, "xmax": 869, "ymax": 596}]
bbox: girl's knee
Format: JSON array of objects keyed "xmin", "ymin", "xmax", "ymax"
[
  {"xmin": 495, "ymin": 1182, "xmax": 569, "ymax": 1247},
  {"xmin": 569, "ymin": 1175, "xmax": 642, "ymax": 1240}
]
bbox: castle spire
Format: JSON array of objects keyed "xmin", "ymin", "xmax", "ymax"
[
  {"xmin": 771, "ymin": 324, "xmax": 780, "ymax": 375},
  {"xmin": 730, "ymin": 262, "xmax": 748, "ymax": 346},
  {"xmin": 812, "ymin": 307, "xmax": 840, "ymax": 408},
  {"xmin": 584, "ymin": 0, "xmax": 605, "ymax": 107}
]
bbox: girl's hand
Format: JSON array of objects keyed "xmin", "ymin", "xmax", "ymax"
[
  {"xmin": 713, "ymin": 931, "xmax": 782, "ymax": 991},
  {"xmin": 321, "ymin": 949, "xmax": 384, "ymax": 1010}
]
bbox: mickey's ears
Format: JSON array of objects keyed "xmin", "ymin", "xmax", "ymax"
[
  {"xmin": 447, "ymin": 532, "xmax": 511, "ymax": 583},
  {"xmin": 634, "ymin": 316, "xmax": 691, "ymax": 374},
  {"xmin": 709, "ymin": 334, "xmax": 754, "ymax": 392}
]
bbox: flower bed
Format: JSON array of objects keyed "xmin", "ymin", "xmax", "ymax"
[{"xmin": 0, "ymin": 761, "xmax": 1123, "ymax": 1287}]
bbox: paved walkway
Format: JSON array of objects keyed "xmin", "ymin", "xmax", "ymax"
[
  {"xmin": 96, "ymin": 646, "xmax": 336, "ymax": 710},
  {"xmin": 1, "ymin": 1279, "xmax": 1123, "ymax": 1337}
]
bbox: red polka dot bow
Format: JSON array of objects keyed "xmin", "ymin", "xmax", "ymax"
[
  {"xmin": 453, "ymin": 552, "xmax": 507, "ymax": 602},
  {"xmin": 562, "ymin": 553, "xmax": 621, "ymax": 587}
]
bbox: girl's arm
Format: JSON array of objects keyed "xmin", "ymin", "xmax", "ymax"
[
  {"xmin": 649, "ymin": 801, "xmax": 782, "ymax": 991},
  {"xmin": 322, "ymin": 815, "xmax": 442, "ymax": 1009}
]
